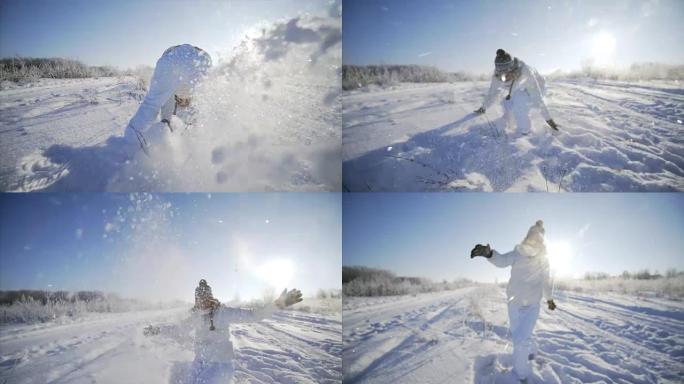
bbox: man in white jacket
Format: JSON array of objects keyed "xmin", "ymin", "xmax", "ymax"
[
  {"xmin": 470, "ymin": 220, "xmax": 556, "ymax": 382},
  {"xmin": 474, "ymin": 49, "xmax": 558, "ymax": 136},
  {"xmin": 124, "ymin": 44, "xmax": 212, "ymax": 151}
]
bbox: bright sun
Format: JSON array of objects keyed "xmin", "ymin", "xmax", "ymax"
[
  {"xmin": 546, "ymin": 240, "xmax": 573, "ymax": 276},
  {"xmin": 254, "ymin": 258, "xmax": 295, "ymax": 290},
  {"xmin": 591, "ymin": 31, "xmax": 617, "ymax": 67}
]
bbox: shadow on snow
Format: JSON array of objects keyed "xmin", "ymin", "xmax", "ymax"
[{"xmin": 343, "ymin": 113, "xmax": 568, "ymax": 192}]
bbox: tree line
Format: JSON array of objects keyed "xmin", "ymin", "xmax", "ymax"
[
  {"xmin": 342, "ymin": 265, "xmax": 473, "ymax": 297},
  {"xmin": 0, "ymin": 57, "xmax": 120, "ymax": 83}
]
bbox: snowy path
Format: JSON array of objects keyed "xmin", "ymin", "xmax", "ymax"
[
  {"xmin": 342, "ymin": 286, "xmax": 684, "ymax": 383},
  {"xmin": 342, "ymin": 81, "xmax": 684, "ymax": 191},
  {"xmin": 232, "ymin": 312, "xmax": 342, "ymax": 383},
  {"xmin": 0, "ymin": 308, "xmax": 189, "ymax": 384},
  {"xmin": 0, "ymin": 307, "xmax": 341, "ymax": 384}
]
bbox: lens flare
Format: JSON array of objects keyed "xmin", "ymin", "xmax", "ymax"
[
  {"xmin": 591, "ymin": 32, "xmax": 617, "ymax": 67},
  {"xmin": 254, "ymin": 258, "xmax": 295, "ymax": 290},
  {"xmin": 546, "ymin": 240, "xmax": 573, "ymax": 276}
]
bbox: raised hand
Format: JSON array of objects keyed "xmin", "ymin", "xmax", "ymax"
[
  {"xmin": 275, "ymin": 288, "xmax": 303, "ymax": 309},
  {"xmin": 470, "ymin": 243, "xmax": 493, "ymax": 258}
]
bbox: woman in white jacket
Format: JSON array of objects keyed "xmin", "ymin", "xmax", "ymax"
[
  {"xmin": 147, "ymin": 284, "xmax": 303, "ymax": 383},
  {"xmin": 124, "ymin": 44, "xmax": 212, "ymax": 151},
  {"xmin": 471, "ymin": 220, "xmax": 557, "ymax": 382},
  {"xmin": 474, "ymin": 49, "xmax": 558, "ymax": 136}
]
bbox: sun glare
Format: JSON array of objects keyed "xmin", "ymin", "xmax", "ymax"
[
  {"xmin": 254, "ymin": 258, "xmax": 295, "ymax": 289},
  {"xmin": 546, "ymin": 240, "xmax": 573, "ymax": 276},
  {"xmin": 591, "ymin": 31, "xmax": 617, "ymax": 67}
]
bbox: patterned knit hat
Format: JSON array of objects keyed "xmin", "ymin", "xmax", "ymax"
[{"xmin": 495, "ymin": 49, "xmax": 515, "ymax": 75}]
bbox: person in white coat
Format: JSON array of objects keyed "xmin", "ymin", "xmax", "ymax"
[
  {"xmin": 146, "ymin": 282, "xmax": 303, "ymax": 383},
  {"xmin": 124, "ymin": 44, "xmax": 212, "ymax": 152},
  {"xmin": 189, "ymin": 282, "xmax": 303, "ymax": 362},
  {"xmin": 474, "ymin": 49, "xmax": 558, "ymax": 135},
  {"xmin": 470, "ymin": 220, "xmax": 556, "ymax": 382}
]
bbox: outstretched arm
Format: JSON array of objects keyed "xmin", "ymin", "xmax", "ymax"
[
  {"xmin": 475, "ymin": 75, "xmax": 501, "ymax": 113},
  {"xmin": 488, "ymin": 249, "xmax": 517, "ymax": 268},
  {"xmin": 470, "ymin": 244, "xmax": 516, "ymax": 268}
]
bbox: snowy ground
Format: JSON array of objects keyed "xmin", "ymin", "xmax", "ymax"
[
  {"xmin": 343, "ymin": 286, "xmax": 684, "ymax": 383},
  {"xmin": 342, "ymin": 80, "xmax": 684, "ymax": 191},
  {"xmin": 0, "ymin": 306, "xmax": 342, "ymax": 384},
  {"xmin": 0, "ymin": 77, "xmax": 138, "ymax": 191}
]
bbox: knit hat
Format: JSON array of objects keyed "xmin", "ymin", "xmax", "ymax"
[
  {"xmin": 495, "ymin": 49, "xmax": 516, "ymax": 75},
  {"xmin": 517, "ymin": 220, "xmax": 546, "ymax": 257}
]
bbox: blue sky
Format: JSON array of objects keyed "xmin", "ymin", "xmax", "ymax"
[
  {"xmin": 343, "ymin": 193, "xmax": 684, "ymax": 282},
  {"xmin": 0, "ymin": 193, "xmax": 341, "ymax": 302},
  {"xmin": 343, "ymin": 0, "xmax": 684, "ymax": 73},
  {"xmin": 0, "ymin": 0, "xmax": 336, "ymax": 68}
]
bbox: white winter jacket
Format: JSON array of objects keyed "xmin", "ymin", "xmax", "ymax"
[
  {"xmin": 482, "ymin": 60, "xmax": 552, "ymax": 121},
  {"xmin": 488, "ymin": 221, "xmax": 553, "ymax": 306},
  {"xmin": 125, "ymin": 44, "xmax": 211, "ymax": 142}
]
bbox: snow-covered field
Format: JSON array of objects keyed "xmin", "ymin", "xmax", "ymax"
[
  {"xmin": 342, "ymin": 80, "xmax": 684, "ymax": 191},
  {"xmin": 343, "ymin": 286, "xmax": 684, "ymax": 383},
  {"xmin": 0, "ymin": 77, "xmax": 142, "ymax": 191},
  {"xmin": 0, "ymin": 14, "xmax": 341, "ymax": 192},
  {"xmin": 0, "ymin": 306, "xmax": 342, "ymax": 384}
]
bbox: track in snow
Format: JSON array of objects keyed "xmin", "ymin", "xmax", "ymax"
[
  {"xmin": 342, "ymin": 80, "xmax": 684, "ymax": 192},
  {"xmin": 232, "ymin": 312, "xmax": 342, "ymax": 384},
  {"xmin": 342, "ymin": 286, "xmax": 684, "ymax": 383},
  {"xmin": 0, "ymin": 307, "xmax": 341, "ymax": 384}
]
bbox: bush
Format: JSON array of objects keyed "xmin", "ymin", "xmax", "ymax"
[
  {"xmin": 0, "ymin": 290, "xmax": 184, "ymax": 324},
  {"xmin": 583, "ymin": 272, "xmax": 611, "ymax": 281},
  {"xmin": 0, "ymin": 57, "xmax": 121, "ymax": 83},
  {"xmin": 547, "ymin": 62, "xmax": 684, "ymax": 81},
  {"xmin": 555, "ymin": 271, "xmax": 684, "ymax": 299},
  {"xmin": 342, "ymin": 65, "xmax": 485, "ymax": 90},
  {"xmin": 122, "ymin": 65, "xmax": 154, "ymax": 92},
  {"xmin": 342, "ymin": 265, "xmax": 473, "ymax": 297},
  {"xmin": 342, "ymin": 265, "xmax": 395, "ymax": 283},
  {"xmin": 315, "ymin": 288, "xmax": 341, "ymax": 299}
]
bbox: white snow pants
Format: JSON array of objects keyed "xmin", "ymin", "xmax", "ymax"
[
  {"xmin": 125, "ymin": 45, "xmax": 211, "ymax": 145},
  {"xmin": 508, "ymin": 302, "xmax": 540, "ymax": 380},
  {"xmin": 503, "ymin": 89, "xmax": 532, "ymax": 136}
]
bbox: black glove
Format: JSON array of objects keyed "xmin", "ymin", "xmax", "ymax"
[
  {"xmin": 470, "ymin": 244, "xmax": 493, "ymax": 258},
  {"xmin": 547, "ymin": 299, "xmax": 556, "ymax": 311},
  {"xmin": 474, "ymin": 107, "xmax": 486, "ymax": 114},
  {"xmin": 275, "ymin": 288, "xmax": 303, "ymax": 309},
  {"xmin": 546, "ymin": 119, "xmax": 559, "ymax": 131}
]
